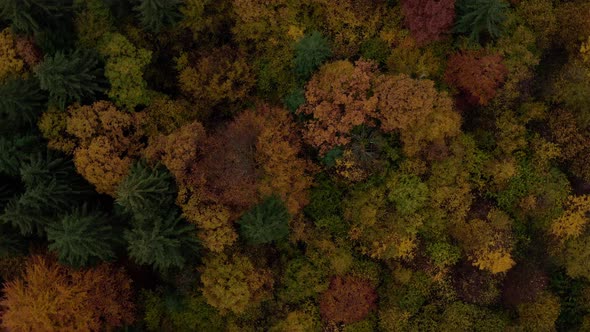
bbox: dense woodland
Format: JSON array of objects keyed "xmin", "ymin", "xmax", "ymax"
[{"xmin": 1, "ymin": 0, "xmax": 590, "ymax": 331}]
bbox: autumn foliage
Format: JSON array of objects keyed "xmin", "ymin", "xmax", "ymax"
[
  {"xmin": 1, "ymin": 256, "xmax": 134, "ymax": 331},
  {"xmin": 401, "ymin": 0, "xmax": 456, "ymax": 45},
  {"xmin": 319, "ymin": 276, "xmax": 377, "ymax": 324},
  {"xmin": 445, "ymin": 51, "xmax": 508, "ymax": 106}
]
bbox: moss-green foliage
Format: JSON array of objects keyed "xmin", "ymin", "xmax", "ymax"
[
  {"xmin": 426, "ymin": 241, "xmax": 462, "ymax": 268},
  {"xmin": 305, "ymin": 174, "xmax": 344, "ymax": 222},
  {"xmin": 455, "ymin": 0, "xmax": 509, "ymax": 43},
  {"xmin": 0, "ymin": 77, "xmax": 46, "ymax": 131},
  {"xmin": 360, "ymin": 38, "xmax": 391, "ymax": 67},
  {"xmin": 294, "ymin": 31, "xmax": 332, "ymax": 81},
  {"xmin": 34, "ymin": 49, "xmax": 105, "ymax": 109},
  {"xmin": 125, "ymin": 213, "xmax": 199, "ymax": 272},
  {"xmin": 0, "ymin": 151, "xmax": 89, "ymax": 236},
  {"xmin": 239, "ymin": 195, "xmax": 290, "ymax": 245},
  {"xmin": 386, "ymin": 174, "xmax": 429, "ymax": 216},
  {"xmin": 46, "ymin": 205, "xmax": 116, "ymax": 267},
  {"xmin": 116, "ymin": 161, "xmax": 176, "ymax": 218},
  {"xmin": 278, "ymin": 257, "xmax": 330, "ymax": 304},
  {"xmin": 98, "ymin": 33, "xmax": 152, "ymax": 110},
  {"xmin": 135, "ymin": 0, "xmax": 182, "ymax": 33}
]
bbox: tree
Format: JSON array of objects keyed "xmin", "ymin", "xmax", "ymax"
[
  {"xmin": 200, "ymin": 253, "xmax": 273, "ymax": 315},
  {"xmin": 46, "ymin": 205, "xmax": 116, "ymax": 267},
  {"xmin": 125, "ymin": 213, "xmax": 199, "ymax": 272},
  {"xmin": 515, "ymin": 292, "xmax": 561, "ymax": 331},
  {"xmin": 319, "ymin": 276, "xmax": 377, "ymax": 324},
  {"xmin": 1, "ymin": 256, "xmax": 135, "ymax": 331},
  {"xmin": 444, "ymin": 50, "xmax": 508, "ymax": 106},
  {"xmin": 116, "ymin": 161, "xmax": 176, "ymax": 218},
  {"xmin": 239, "ymin": 195, "xmax": 290, "ymax": 245},
  {"xmin": 374, "ymin": 74, "xmax": 461, "ymax": 156},
  {"xmin": 135, "ymin": 0, "xmax": 182, "ymax": 33},
  {"xmin": 34, "ymin": 49, "xmax": 104, "ymax": 109},
  {"xmin": 0, "ymin": 0, "xmax": 71, "ymax": 35},
  {"xmin": 401, "ymin": 0, "xmax": 455, "ymax": 45},
  {"xmin": 293, "ymin": 31, "xmax": 332, "ymax": 81},
  {"xmin": 66, "ymin": 101, "xmax": 146, "ymax": 195},
  {"xmin": 0, "ymin": 77, "xmax": 45, "ymax": 130},
  {"xmin": 454, "ymin": 0, "xmax": 509, "ymax": 43},
  {"xmin": 550, "ymin": 195, "xmax": 590, "ymax": 241},
  {"xmin": 0, "ymin": 28, "xmax": 24, "ymax": 82},
  {"xmin": 98, "ymin": 33, "xmax": 152, "ymax": 110},
  {"xmin": 297, "ymin": 60, "xmax": 378, "ymax": 155}
]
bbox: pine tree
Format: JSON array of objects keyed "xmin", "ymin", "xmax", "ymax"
[
  {"xmin": 0, "ymin": 77, "xmax": 46, "ymax": 131},
  {"xmin": 115, "ymin": 161, "xmax": 176, "ymax": 218},
  {"xmin": 239, "ymin": 195, "xmax": 291, "ymax": 245},
  {"xmin": 135, "ymin": 0, "xmax": 182, "ymax": 33},
  {"xmin": 34, "ymin": 49, "xmax": 104, "ymax": 109},
  {"xmin": 454, "ymin": 0, "xmax": 509, "ymax": 43},
  {"xmin": 293, "ymin": 31, "xmax": 332, "ymax": 81},
  {"xmin": 46, "ymin": 205, "xmax": 116, "ymax": 267},
  {"xmin": 125, "ymin": 213, "xmax": 199, "ymax": 272},
  {"xmin": 0, "ymin": 0, "xmax": 72, "ymax": 35}
]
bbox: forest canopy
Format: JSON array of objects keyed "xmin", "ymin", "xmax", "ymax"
[{"xmin": 1, "ymin": 0, "xmax": 590, "ymax": 331}]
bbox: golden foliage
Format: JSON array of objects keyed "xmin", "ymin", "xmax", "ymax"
[
  {"xmin": 0, "ymin": 28, "xmax": 24, "ymax": 81},
  {"xmin": 550, "ymin": 195, "xmax": 590, "ymax": 241}
]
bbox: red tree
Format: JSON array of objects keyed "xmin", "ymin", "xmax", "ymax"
[
  {"xmin": 319, "ymin": 276, "xmax": 377, "ymax": 324},
  {"xmin": 445, "ymin": 51, "xmax": 508, "ymax": 106},
  {"xmin": 401, "ymin": 0, "xmax": 456, "ymax": 45}
]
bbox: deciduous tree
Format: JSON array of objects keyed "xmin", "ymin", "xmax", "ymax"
[
  {"xmin": 401, "ymin": 0, "xmax": 455, "ymax": 45},
  {"xmin": 319, "ymin": 276, "xmax": 377, "ymax": 324}
]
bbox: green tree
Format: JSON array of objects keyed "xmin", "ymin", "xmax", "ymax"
[
  {"xmin": 239, "ymin": 195, "xmax": 291, "ymax": 245},
  {"xmin": 46, "ymin": 205, "xmax": 116, "ymax": 267},
  {"xmin": 454, "ymin": 0, "xmax": 509, "ymax": 43},
  {"xmin": 34, "ymin": 49, "xmax": 104, "ymax": 109},
  {"xmin": 116, "ymin": 161, "xmax": 176, "ymax": 218},
  {"xmin": 135, "ymin": 0, "xmax": 182, "ymax": 33},
  {"xmin": 0, "ymin": 77, "xmax": 45, "ymax": 131},
  {"xmin": 0, "ymin": 0, "xmax": 71, "ymax": 35},
  {"xmin": 294, "ymin": 31, "xmax": 332, "ymax": 81},
  {"xmin": 125, "ymin": 213, "xmax": 199, "ymax": 272}
]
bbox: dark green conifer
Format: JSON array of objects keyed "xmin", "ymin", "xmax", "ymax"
[
  {"xmin": 0, "ymin": 0, "xmax": 71, "ymax": 35},
  {"xmin": 294, "ymin": 31, "xmax": 332, "ymax": 81},
  {"xmin": 125, "ymin": 213, "xmax": 199, "ymax": 272},
  {"xmin": 239, "ymin": 195, "xmax": 291, "ymax": 245},
  {"xmin": 116, "ymin": 161, "xmax": 176, "ymax": 218},
  {"xmin": 34, "ymin": 49, "xmax": 105, "ymax": 109},
  {"xmin": 454, "ymin": 0, "xmax": 509, "ymax": 43},
  {"xmin": 46, "ymin": 205, "xmax": 116, "ymax": 267},
  {"xmin": 0, "ymin": 78, "xmax": 46, "ymax": 131},
  {"xmin": 135, "ymin": 0, "xmax": 182, "ymax": 33}
]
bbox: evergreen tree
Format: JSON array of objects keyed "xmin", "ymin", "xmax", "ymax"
[
  {"xmin": 134, "ymin": 0, "xmax": 182, "ymax": 33},
  {"xmin": 0, "ymin": 0, "xmax": 72, "ymax": 35},
  {"xmin": 115, "ymin": 161, "xmax": 176, "ymax": 218},
  {"xmin": 125, "ymin": 213, "xmax": 199, "ymax": 272},
  {"xmin": 0, "ymin": 151, "xmax": 89, "ymax": 235},
  {"xmin": 46, "ymin": 205, "xmax": 116, "ymax": 267},
  {"xmin": 454, "ymin": 0, "xmax": 509, "ymax": 43},
  {"xmin": 0, "ymin": 135, "xmax": 41, "ymax": 177},
  {"xmin": 0, "ymin": 77, "xmax": 46, "ymax": 132},
  {"xmin": 34, "ymin": 49, "xmax": 104, "ymax": 109},
  {"xmin": 239, "ymin": 195, "xmax": 291, "ymax": 245},
  {"xmin": 294, "ymin": 31, "xmax": 332, "ymax": 81}
]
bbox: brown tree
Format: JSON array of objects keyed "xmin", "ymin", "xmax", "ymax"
[
  {"xmin": 298, "ymin": 60, "xmax": 379, "ymax": 155},
  {"xmin": 319, "ymin": 276, "xmax": 378, "ymax": 324},
  {"xmin": 445, "ymin": 51, "xmax": 508, "ymax": 106},
  {"xmin": 401, "ymin": 0, "xmax": 455, "ymax": 45},
  {"xmin": 1, "ymin": 256, "xmax": 135, "ymax": 332}
]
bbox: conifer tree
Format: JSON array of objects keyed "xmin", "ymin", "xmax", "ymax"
[
  {"xmin": 0, "ymin": 0, "xmax": 72, "ymax": 35},
  {"xmin": 0, "ymin": 77, "xmax": 46, "ymax": 131},
  {"xmin": 239, "ymin": 195, "xmax": 291, "ymax": 245},
  {"xmin": 135, "ymin": 0, "xmax": 182, "ymax": 33},
  {"xmin": 34, "ymin": 49, "xmax": 104, "ymax": 109},
  {"xmin": 46, "ymin": 205, "xmax": 116, "ymax": 267},
  {"xmin": 454, "ymin": 0, "xmax": 509, "ymax": 43},
  {"xmin": 116, "ymin": 161, "xmax": 176, "ymax": 218},
  {"xmin": 125, "ymin": 213, "xmax": 199, "ymax": 272},
  {"xmin": 294, "ymin": 31, "xmax": 332, "ymax": 81}
]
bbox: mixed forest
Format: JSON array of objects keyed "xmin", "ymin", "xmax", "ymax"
[{"xmin": 1, "ymin": 0, "xmax": 590, "ymax": 331}]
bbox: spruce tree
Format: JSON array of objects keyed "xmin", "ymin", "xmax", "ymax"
[
  {"xmin": 294, "ymin": 31, "xmax": 332, "ymax": 81},
  {"xmin": 46, "ymin": 205, "xmax": 116, "ymax": 267},
  {"xmin": 239, "ymin": 195, "xmax": 291, "ymax": 245},
  {"xmin": 135, "ymin": 0, "xmax": 182, "ymax": 33},
  {"xmin": 125, "ymin": 212, "xmax": 199, "ymax": 272},
  {"xmin": 454, "ymin": 0, "xmax": 509, "ymax": 43},
  {"xmin": 0, "ymin": 0, "xmax": 72, "ymax": 35},
  {"xmin": 0, "ymin": 78, "xmax": 46, "ymax": 132},
  {"xmin": 34, "ymin": 49, "xmax": 105, "ymax": 109},
  {"xmin": 116, "ymin": 161, "xmax": 176, "ymax": 218}
]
